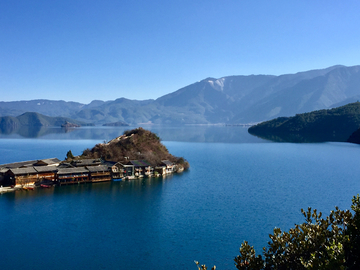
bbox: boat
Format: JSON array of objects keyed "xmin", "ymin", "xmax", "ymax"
[
  {"xmin": 41, "ymin": 184, "xmax": 51, "ymax": 188},
  {"xmin": 112, "ymin": 178, "xmax": 123, "ymax": 182}
]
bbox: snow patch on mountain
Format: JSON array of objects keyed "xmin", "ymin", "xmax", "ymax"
[{"xmin": 207, "ymin": 78, "xmax": 226, "ymax": 92}]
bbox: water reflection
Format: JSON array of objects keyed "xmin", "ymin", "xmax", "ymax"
[
  {"xmin": 0, "ymin": 125, "xmax": 76, "ymax": 138},
  {"xmin": 1, "ymin": 175, "xmax": 178, "ymax": 202},
  {"xmin": 248, "ymin": 130, "xmax": 352, "ymax": 143},
  {"xmin": 0, "ymin": 125, "xmax": 265, "ymax": 143}
]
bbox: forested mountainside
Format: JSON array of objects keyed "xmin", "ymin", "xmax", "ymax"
[
  {"xmin": 248, "ymin": 102, "xmax": 360, "ymax": 143},
  {"xmin": 1, "ymin": 65, "xmax": 360, "ymax": 125},
  {"xmin": 347, "ymin": 126, "xmax": 360, "ymax": 144}
]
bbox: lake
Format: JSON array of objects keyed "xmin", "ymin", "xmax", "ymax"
[{"xmin": 1, "ymin": 126, "xmax": 360, "ymax": 269}]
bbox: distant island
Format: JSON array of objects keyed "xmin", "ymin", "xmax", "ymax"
[
  {"xmin": 61, "ymin": 121, "xmax": 80, "ymax": 128},
  {"xmin": 102, "ymin": 121, "xmax": 129, "ymax": 127},
  {"xmin": 0, "ymin": 112, "xmax": 94, "ymax": 130},
  {"xmin": 248, "ymin": 102, "xmax": 360, "ymax": 143},
  {"xmin": 0, "ymin": 128, "xmax": 189, "ymax": 191}
]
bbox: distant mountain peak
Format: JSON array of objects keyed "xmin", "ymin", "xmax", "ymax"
[
  {"xmin": 202, "ymin": 77, "xmax": 217, "ymax": 82},
  {"xmin": 205, "ymin": 77, "xmax": 226, "ymax": 92}
]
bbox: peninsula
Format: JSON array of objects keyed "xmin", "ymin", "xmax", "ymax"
[
  {"xmin": 0, "ymin": 128, "xmax": 189, "ymax": 191},
  {"xmin": 248, "ymin": 102, "xmax": 360, "ymax": 143}
]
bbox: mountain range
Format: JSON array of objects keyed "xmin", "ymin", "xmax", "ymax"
[{"xmin": 2, "ymin": 65, "xmax": 360, "ymax": 125}]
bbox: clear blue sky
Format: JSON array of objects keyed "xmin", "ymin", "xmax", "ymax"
[{"xmin": 1, "ymin": 0, "xmax": 360, "ymax": 104}]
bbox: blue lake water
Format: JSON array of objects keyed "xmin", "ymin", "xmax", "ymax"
[{"xmin": 1, "ymin": 126, "xmax": 360, "ymax": 269}]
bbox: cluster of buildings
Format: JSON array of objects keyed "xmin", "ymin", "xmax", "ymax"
[{"xmin": 0, "ymin": 158, "xmax": 177, "ymax": 188}]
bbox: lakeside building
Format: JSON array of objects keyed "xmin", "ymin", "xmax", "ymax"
[
  {"xmin": 87, "ymin": 165, "xmax": 112, "ymax": 183},
  {"xmin": 0, "ymin": 158, "xmax": 177, "ymax": 188},
  {"xmin": 57, "ymin": 167, "xmax": 90, "ymax": 185},
  {"xmin": 129, "ymin": 160, "xmax": 153, "ymax": 178},
  {"xmin": 117, "ymin": 162, "xmax": 135, "ymax": 180},
  {"xmin": 0, "ymin": 158, "xmax": 61, "ymax": 186}
]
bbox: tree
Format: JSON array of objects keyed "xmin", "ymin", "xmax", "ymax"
[
  {"xmin": 194, "ymin": 260, "xmax": 216, "ymax": 270},
  {"xmin": 197, "ymin": 195, "xmax": 360, "ymax": 270},
  {"xmin": 65, "ymin": 150, "xmax": 74, "ymax": 160},
  {"xmin": 234, "ymin": 195, "xmax": 360, "ymax": 270},
  {"xmin": 344, "ymin": 195, "xmax": 360, "ymax": 269}
]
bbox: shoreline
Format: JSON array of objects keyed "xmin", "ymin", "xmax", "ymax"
[
  {"xmin": 0, "ymin": 184, "xmax": 36, "ymax": 194},
  {"xmin": 0, "ymin": 186, "xmax": 19, "ymax": 194}
]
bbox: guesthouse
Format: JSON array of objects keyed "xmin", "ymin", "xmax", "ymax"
[
  {"xmin": 56, "ymin": 167, "xmax": 90, "ymax": 185},
  {"xmin": 155, "ymin": 160, "xmax": 175, "ymax": 176},
  {"xmin": 87, "ymin": 165, "xmax": 111, "ymax": 183},
  {"xmin": 129, "ymin": 160, "xmax": 153, "ymax": 178},
  {"xmin": 117, "ymin": 162, "xmax": 135, "ymax": 179},
  {"xmin": 5, "ymin": 167, "xmax": 39, "ymax": 187}
]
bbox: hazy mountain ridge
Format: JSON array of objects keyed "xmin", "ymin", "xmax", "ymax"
[
  {"xmin": 1, "ymin": 65, "xmax": 360, "ymax": 125},
  {"xmin": 0, "ymin": 112, "xmax": 93, "ymax": 129},
  {"xmin": 0, "ymin": 99, "xmax": 84, "ymax": 118}
]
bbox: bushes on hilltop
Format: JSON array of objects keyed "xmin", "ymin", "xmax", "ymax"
[{"xmin": 81, "ymin": 127, "xmax": 189, "ymax": 168}]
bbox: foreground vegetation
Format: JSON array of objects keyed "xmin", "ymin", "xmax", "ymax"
[{"xmin": 197, "ymin": 195, "xmax": 360, "ymax": 269}]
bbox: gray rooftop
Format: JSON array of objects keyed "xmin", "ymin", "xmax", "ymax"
[
  {"xmin": 57, "ymin": 167, "xmax": 89, "ymax": 175},
  {"xmin": 8, "ymin": 167, "xmax": 38, "ymax": 175},
  {"xmin": 129, "ymin": 160, "xmax": 151, "ymax": 167},
  {"xmin": 0, "ymin": 158, "xmax": 61, "ymax": 169},
  {"xmin": 86, "ymin": 165, "xmax": 109, "ymax": 172},
  {"xmin": 71, "ymin": 159, "xmax": 102, "ymax": 167},
  {"xmin": 161, "ymin": 160, "xmax": 174, "ymax": 166},
  {"xmin": 34, "ymin": 166, "xmax": 58, "ymax": 173}
]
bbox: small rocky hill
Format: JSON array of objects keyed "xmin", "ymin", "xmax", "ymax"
[{"xmin": 81, "ymin": 127, "xmax": 190, "ymax": 169}]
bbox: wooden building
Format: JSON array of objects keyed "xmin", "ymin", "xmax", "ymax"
[
  {"xmin": 33, "ymin": 158, "xmax": 61, "ymax": 167},
  {"xmin": 162, "ymin": 160, "xmax": 175, "ymax": 174},
  {"xmin": 5, "ymin": 167, "xmax": 39, "ymax": 187},
  {"xmin": 129, "ymin": 160, "xmax": 153, "ymax": 177},
  {"xmin": 102, "ymin": 161, "xmax": 122, "ymax": 180},
  {"xmin": 0, "ymin": 158, "xmax": 61, "ymax": 187},
  {"xmin": 0, "ymin": 156, "xmax": 179, "ymax": 187},
  {"xmin": 117, "ymin": 163, "xmax": 135, "ymax": 179},
  {"xmin": 155, "ymin": 160, "xmax": 175, "ymax": 176},
  {"xmin": 34, "ymin": 166, "xmax": 58, "ymax": 183},
  {"xmin": 57, "ymin": 167, "xmax": 90, "ymax": 185},
  {"xmin": 87, "ymin": 165, "xmax": 111, "ymax": 183}
]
